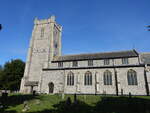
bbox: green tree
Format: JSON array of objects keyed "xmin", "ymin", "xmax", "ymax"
[
  {"xmin": 0, "ymin": 65, "xmax": 3, "ymax": 89},
  {"xmin": 0, "ymin": 59, "xmax": 25, "ymax": 91}
]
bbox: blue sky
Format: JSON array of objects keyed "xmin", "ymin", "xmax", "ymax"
[{"xmin": 0, "ymin": 0, "xmax": 150, "ymax": 65}]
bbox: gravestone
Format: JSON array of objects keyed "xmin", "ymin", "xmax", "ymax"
[
  {"xmin": 66, "ymin": 97, "xmax": 71, "ymax": 106},
  {"xmin": 22, "ymin": 101, "xmax": 30, "ymax": 112},
  {"xmin": 61, "ymin": 93, "xmax": 65, "ymax": 100},
  {"xmin": 74, "ymin": 94, "xmax": 77, "ymax": 104},
  {"xmin": 121, "ymin": 89, "xmax": 123, "ymax": 96},
  {"xmin": 129, "ymin": 92, "xmax": 132, "ymax": 99},
  {"xmin": 1, "ymin": 92, "xmax": 8, "ymax": 107}
]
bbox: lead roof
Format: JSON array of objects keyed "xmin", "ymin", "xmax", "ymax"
[{"xmin": 53, "ymin": 50, "xmax": 138, "ymax": 62}]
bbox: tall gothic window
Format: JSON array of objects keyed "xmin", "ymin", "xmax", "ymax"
[
  {"xmin": 103, "ymin": 70, "xmax": 112, "ymax": 85},
  {"xmin": 84, "ymin": 71, "xmax": 92, "ymax": 85},
  {"xmin": 67, "ymin": 72, "xmax": 74, "ymax": 86},
  {"xmin": 127, "ymin": 69, "xmax": 138, "ymax": 85},
  {"xmin": 41, "ymin": 27, "xmax": 44, "ymax": 37}
]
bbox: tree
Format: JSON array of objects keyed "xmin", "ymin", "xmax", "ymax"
[
  {"xmin": 0, "ymin": 65, "xmax": 3, "ymax": 89},
  {"xmin": 0, "ymin": 59, "xmax": 25, "ymax": 91}
]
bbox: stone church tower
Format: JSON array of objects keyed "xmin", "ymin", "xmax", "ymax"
[{"xmin": 20, "ymin": 16, "xmax": 62, "ymax": 93}]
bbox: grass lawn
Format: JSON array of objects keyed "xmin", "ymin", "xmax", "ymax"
[{"xmin": 0, "ymin": 94, "xmax": 150, "ymax": 113}]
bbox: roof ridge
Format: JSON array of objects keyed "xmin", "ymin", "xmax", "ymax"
[{"xmin": 60, "ymin": 50, "xmax": 135, "ymax": 57}]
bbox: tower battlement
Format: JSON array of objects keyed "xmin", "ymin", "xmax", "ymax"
[
  {"xmin": 34, "ymin": 16, "xmax": 62, "ymax": 31},
  {"xmin": 34, "ymin": 16, "xmax": 56, "ymax": 25}
]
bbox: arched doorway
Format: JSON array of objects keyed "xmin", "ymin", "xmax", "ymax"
[{"xmin": 48, "ymin": 82, "xmax": 54, "ymax": 93}]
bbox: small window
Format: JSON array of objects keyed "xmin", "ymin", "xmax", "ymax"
[
  {"xmin": 72, "ymin": 61, "xmax": 78, "ymax": 67},
  {"xmin": 54, "ymin": 43, "xmax": 58, "ymax": 48},
  {"xmin": 58, "ymin": 62, "xmax": 63, "ymax": 67},
  {"xmin": 88, "ymin": 60, "xmax": 93, "ymax": 66},
  {"xmin": 122, "ymin": 58, "xmax": 128, "ymax": 64},
  {"xmin": 104, "ymin": 59, "xmax": 109, "ymax": 65},
  {"xmin": 41, "ymin": 27, "xmax": 44, "ymax": 37}
]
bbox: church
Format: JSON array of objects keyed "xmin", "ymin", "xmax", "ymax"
[{"xmin": 20, "ymin": 16, "xmax": 150, "ymax": 95}]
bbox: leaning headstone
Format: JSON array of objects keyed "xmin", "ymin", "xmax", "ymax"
[
  {"xmin": 74, "ymin": 94, "xmax": 77, "ymax": 104},
  {"xmin": 129, "ymin": 92, "xmax": 132, "ymax": 99},
  {"xmin": 66, "ymin": 97, "xmax": 71, "ymax": 106},
  {"xmin": 121, "ymin": 89, "xmax": 123, "ymax": 96},
  {"xmin": 61, "ymin": 93, "xmax": 65, "ymax": 100},
  {"xmin": 22, "ymin": 101, "xmax": 30, "ymax": 112}
]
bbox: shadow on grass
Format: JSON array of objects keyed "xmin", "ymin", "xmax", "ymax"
[
  {"xmin": 28, "ymin": 99, "xmax": 92, "ymax": 113},
  {"xmin": 28, "ymin": 96, "xmax": 150, "ymax": 113},
  {"xmin": 93, "ymin": 96, "xmax": 150, "ymax": 113},
  {"xmin": 1, "ymin": 95, "xmax": 150, "ymax": 113},
  {"xmin": 0, "ymin": 94, "xmax": 38, "ymax": 113}
]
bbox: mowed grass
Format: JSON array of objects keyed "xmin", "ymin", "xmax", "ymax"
[
  {"xmin": 4, "ymin": 94, "xmax": 100, "ymax": 113},
  {"xmin": 1, "ymin": 94, "xmax": 150, "ymax": 113}
]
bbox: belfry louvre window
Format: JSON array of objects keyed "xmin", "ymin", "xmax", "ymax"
[
  {"xmin": 104, "ymin": 59, "xmax": 110, "ymax": 65},
  {"xmin": 67, "ymin": 72, "xmax": 74, "ymax": 86},
  {"xmin": 103, "ymin": 70, "xmax": 112, "ymax": 85},
  {"xmin": 58, "ymin": 62, "xmax": 63, "ymax": 67},
  {"xmin": 127, "ymin": 70, "xmax": 138, "ymax": 85},
  {"xmin": 122, "ymin": 58, "xmax": 129, "ymax": 64},
  {"xmin": 84, "ymin": 71, "xmax": 92, "ymax": 85},
  {"xmin": 72, "ymin": 61, "xmax": 78, "ymax": 67},
  {"xmin": 88, "ymin": 60, "xmax": 93, "ymax": 66},
  {"xmin": 41, "ymin": 27, "xmax": 44, "ymax": 37}
]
